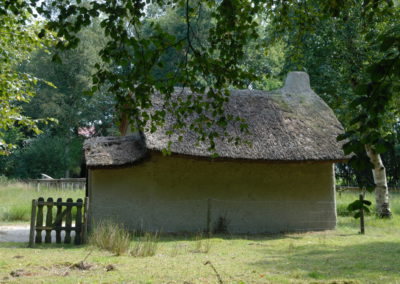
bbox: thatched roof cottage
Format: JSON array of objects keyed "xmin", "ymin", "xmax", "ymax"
[{"xmin": 84, "ymin": 72, "xmax": 346, "ymax": 234}]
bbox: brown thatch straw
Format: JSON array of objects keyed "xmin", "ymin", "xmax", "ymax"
[{"xmin": 84, "ymin": 72, "xmax": 346, "ymax": 167}]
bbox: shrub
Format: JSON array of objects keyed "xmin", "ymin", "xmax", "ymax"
[{"xmin": 89, "ymin": 220, "xmax": 131, "ymax": 256}]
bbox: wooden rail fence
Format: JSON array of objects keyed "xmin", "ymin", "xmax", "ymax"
[
  {"xmin": 29, "ymin": 197, "xmax": 89, "ymax": 247},
  {"xmin": 26, "ymin": 178, "xmax": 86, "ymax": 190}
]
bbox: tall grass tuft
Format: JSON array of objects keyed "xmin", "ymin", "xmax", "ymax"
[
  {"xmin": 2, "ymin": 205, "xmax": 30, "ymax": 221},
  {"xmin": 89, "ymin": 220, "xmax": 131, "ymax": 256},
  {"xmin": 131, "ymin": 232, "xmax": 159, "ymax": 257},
  {"xmin": 192, "ymin": 233, "xmax": 211, "ymax": 253}
]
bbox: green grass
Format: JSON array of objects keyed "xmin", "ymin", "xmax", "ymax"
[
  {"xmin": 0, "ymin": 182, "xmax": 84, "ymax": 223},
  {"xmin": 336, "ymin": 190, "xmax": 400, "ymax": 216},
  {"xmin": 1, "ymin": 184, "xmax": 400, "ymax": 283}
]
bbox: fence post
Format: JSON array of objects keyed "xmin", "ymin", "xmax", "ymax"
[
  {"xmin": 45, "ymin": 198, "xmax": 53, "ymax": 243},
  {"xmin": 35, "ymin": 197, "xmax": 44, "ymax": 244},
  {"xmin": 55, "ymin": 198, "xmax": 63, "ymax": 244},
  {"xmin": 82, "ymin": 197, "xmax": 89, "ymax": 244},
  {"xmin": 360, "ymin": 194, "xmax": 365, "ymax": 234},
  {"xmin": 64, "ymin": 198, "xmax": 73, "ymax": 244},
  {"xmin": 75, "ymin": 198, "xmax": 83, "ymax": 245},
  {"xmin": 29, "ymin": 199, "xmax": 37, "ymax": 248}
]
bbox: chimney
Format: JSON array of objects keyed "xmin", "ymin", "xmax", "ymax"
[{"xmin": 282, "ymin": 71, "xmax": 312, "ymax": 93}]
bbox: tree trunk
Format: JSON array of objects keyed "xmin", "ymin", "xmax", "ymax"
[{"xmin": 365, "ymin": 145, "xmax": 392, "ymax": 218}]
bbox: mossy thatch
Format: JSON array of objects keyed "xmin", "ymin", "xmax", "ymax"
[{"xmin": 84, "ymin": 72, "xmax": 346, "ymax": 167}]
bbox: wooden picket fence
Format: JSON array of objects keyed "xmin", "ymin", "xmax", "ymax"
[{"xmin": 29, "ymin": 197, "xmax": 89, "ymax": 247}]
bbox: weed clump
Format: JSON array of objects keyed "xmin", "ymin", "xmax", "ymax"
[
  {"xmin": 131, "ymin": 232, "xmax": 159, "ymax": 257},
  {"xmin": 2, "ymin": 206, "xmax": 30, "ymax": 221},
  {"xmin": 192, "ymin": 233, "xmax": 211, "ymax": 253},
  {"xmin": 89, "ymin": 221, "xmax": 159, "ymax": 257},
  {"xmin": 89, "ymin": 220, "xmax": 131, "ymax": 256}
]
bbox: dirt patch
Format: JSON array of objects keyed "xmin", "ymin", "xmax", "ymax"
[
  {"xmin": 0, "ymin": 225, "xmax": 76, "ymax": 243},
  {"xmin": 10, "ymin": 269, "xmax": 36, "ymax": 278}
]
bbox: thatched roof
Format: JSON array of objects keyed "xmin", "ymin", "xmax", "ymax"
[
  {"xmin": 84, "ymin": 72, "xmax": 346, "ymax": 167},
  {"xmin": 84, "ymin": 135, "xmax": 146, "ymax": 167}
]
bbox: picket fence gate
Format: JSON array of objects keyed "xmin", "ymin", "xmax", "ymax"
[{"xmin": 29, "ymin": 197, "xmax": 89, "ymax": 247}]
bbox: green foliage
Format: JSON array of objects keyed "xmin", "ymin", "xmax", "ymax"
[
  {"xmin": 19, "ymin": 0, "xmax": 276, "ymax": 151},
  {"xmin": 273, "ymin": 0, "xmax": 399, "ymax": 189},
  {"xmin": 0, "ymin": 9, "xmax": 53, "ymax": 154},
  {"xmin": 3, "ymin": 135, "xmax": 83, "ymax": 179},
  {"xmin": 23, "ymin": 22, "xmax": 115, "ymax": 138},
  {"xmin": 335, "ymin": 6, "xmax": 399, "ymax": 182},
  {"xmin": 1, "ymin": 22, "xmax": 115, "ymax": 178},
  {"xmin": 1, "ymin": 0, "xmax": 398, "ymax": 161},
  {"xmin": 348, "ymin": 198, "xmax": 372, "ymax": 219}
]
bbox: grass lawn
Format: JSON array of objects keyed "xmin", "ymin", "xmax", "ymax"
[
  {"xmin": 1, "ymin": 184, "xmax": 400, "ymax": 283},
  {"xmin": 0, "ymin": 182, "xmax": 84, "ymax": 224}
]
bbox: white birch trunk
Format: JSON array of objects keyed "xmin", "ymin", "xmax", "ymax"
[{"xmin": 365, "ymin": 144, "xmax": 392, "ymax": 217}]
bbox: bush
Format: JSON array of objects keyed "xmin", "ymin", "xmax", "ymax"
[{"xmin": 89, "ymin": 220, "xmax": 131, "ymax": 256}]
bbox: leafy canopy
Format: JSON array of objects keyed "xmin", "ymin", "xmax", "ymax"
[
  {"xmin": 0, "ymin": 7, "xmax": 54, "ymax": 154},
  {"xmin": 1, "ymin": 0, "xmax": 399, "ymax": 155}
]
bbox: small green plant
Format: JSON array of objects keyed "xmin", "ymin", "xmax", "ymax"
[
  {"xmin": 89, "ymin": 220, "xmax": 131, "ymax": 256},
  {"xmin": 131, "ymin": 232, "xmax": 159, "ymax": 257},
  {"xmin": 348, "ymin": 196, "xmax": 372, "ymax": 219},
  {"xmin": 348, "ymin": 194, "xmax": 372, "ymax": 234},
  {"xmin": 308, "ymin": 271, "xmax": 325, "ymax": 279}
]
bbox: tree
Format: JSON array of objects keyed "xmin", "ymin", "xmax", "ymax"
[
  {"xmin": 272, "ymin": 1, "xmax": 399, "ymax": 217},
  {"xmin": 2, "ymin": 1, "xmax": 399, "ymax": 191},
  {"xmin": 0, "ymin": 22, "xmax": 116, "ymax": 178},
  {"xmin": 142, "ymin": 2, "xmax": 285, "ymax": 91},
  {"xmin": 342, "ymin": 18, "xmax": 400, "ymax": 217},
  {"xmin": 0, "ymin": 6, "xmax": 51, "ymax": 154}
]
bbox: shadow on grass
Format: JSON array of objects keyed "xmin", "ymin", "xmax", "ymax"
[
  {"xmin": 252, "ymin": 240, "xmax": 400, "ymax": 280},
  {"xmin": 128, "ymin": 231, "xmax": 305, "ymax": 243}
]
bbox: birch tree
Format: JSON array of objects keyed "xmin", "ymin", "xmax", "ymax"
[
  {"xmin": 272, "ymin": 1, "xmax": 399, "ymax": 217},
  {"xmin": 339, "ymin": 18, "xmax": 399, "ymax": 217},
  {"xmin": 365, "ymin": 145, "xmax": 391, "ymax": 216}
]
